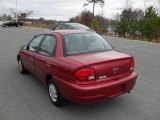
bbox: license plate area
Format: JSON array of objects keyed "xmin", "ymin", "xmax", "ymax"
[{"xmin": 109, "ymin": 85, "xmax": 124, "ymax": 98}]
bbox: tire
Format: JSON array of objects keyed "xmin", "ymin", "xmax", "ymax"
[
  {"xmin": 18, "ymin": 58, "xmax": 27, "ymax": 74},
  {"xmin": 48, "ymin": 79, "xmax": 66, "ymax": 107},
  {"xmin": 16, "ymin": 25, "xmax": 20, "ymax": 27},
  {"xmin": 2, "ymin": 25, "xmax": 6, "ymax": 28}
]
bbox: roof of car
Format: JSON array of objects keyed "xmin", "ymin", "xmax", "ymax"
[
  {"xmin": 56, "ymin": 22, "xmax": 89, "ymax": 29},
  {"xmin": 46, "ymin": 30, "xmax": 91, "ymax": 36},
  {"xmin": 60, "ymin": 22, "xmax": 83, "ymax": 25}
]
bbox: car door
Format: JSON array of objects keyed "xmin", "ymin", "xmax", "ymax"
[
  {"xmin": 10, "ymin": 21, "xmax": 14, "ymax": 26},
  {"xmin": 21, "ymin": 35, "xmax": 44, "ymax": 74},
  {"xmin": 34, "ymin": 35, "xmax": 57, "ymax": 83},
  {"xmin": 7, "ymin": 21, "xmax": 11, "ymax": 26},
  {"xmin": 9, "ymin": 21, "xmax": 14, "ymax": 26}
]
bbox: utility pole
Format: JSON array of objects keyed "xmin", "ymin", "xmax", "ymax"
[
  {"xmin": 16, "ymin": 0, "xmax": 17, "ymax": 22},
  {"xmin": 99, "ymin": 2, "xmax": 104, "ymax": 30},
  {"xmin": 99, "ymin": 2, "xmax": 104, "ymax": 18},
  {"xmin": 100, "ymin": 3, "xmax": 104, "ymax": 18}
]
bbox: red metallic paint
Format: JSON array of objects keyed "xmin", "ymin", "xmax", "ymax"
[
  {"xmin": 55, "ymin": 72, "xmax": 137, "ymax": 104},
  {"xmin": 18, "ymin": 30, "xmax": 138, "ymax": 104}
]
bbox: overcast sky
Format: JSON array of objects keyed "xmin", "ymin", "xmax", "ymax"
[{"xmin": 0, "ymin": 0, "xmax": 159, "ymax": 20}]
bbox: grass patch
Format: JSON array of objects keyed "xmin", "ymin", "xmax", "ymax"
[{"xmin": 24, "ymin": 24, "xmax": 54, "ymax": 29}]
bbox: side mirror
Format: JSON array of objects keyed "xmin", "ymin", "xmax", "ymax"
[{"xmin": 20, "ymin": 45, "xmax": 27, "ymax": 50}]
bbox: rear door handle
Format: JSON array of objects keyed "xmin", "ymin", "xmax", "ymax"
[
  {"xmin": 52, "ymin": 63, "xmax": 57, "ymax": 67},
  {"xmin": 46, "ymin": 62, "xmax": 51, "ymax": 67}
]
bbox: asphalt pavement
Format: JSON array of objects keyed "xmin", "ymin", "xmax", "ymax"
[{"xmin": 0, "ymin": 27, "xmax": 160, "ymax": 120}]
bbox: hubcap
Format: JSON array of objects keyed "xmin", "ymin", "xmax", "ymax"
[
  {"xmin": 18, "ymin": 60, "xmax": 23, "ymax": 72},
  {"xmin": 49, "ymin": 84, "xmax": 57, "ymax": 102}
]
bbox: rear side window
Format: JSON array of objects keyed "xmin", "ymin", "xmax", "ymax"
[
  {"xmin": 63, "ymin": 33, "xmax": 113, "ymax": 55},
  {"xmin": 38, "ymin": 35, "xmax": 56, "ymax": 56},
  {"xmin": 28, "ymin": 35, "xmax": 44, "ymax": 52}
]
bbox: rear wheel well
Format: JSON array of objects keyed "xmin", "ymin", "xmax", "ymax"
[
  {"xmin": 46, "ymin": 74, "xmax": 53, "ymax": 85},
  {"xmin": 17, "ymin": 55, "xmax": 20, "ymax": 61}
]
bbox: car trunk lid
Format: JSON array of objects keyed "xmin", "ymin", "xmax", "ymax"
[{"xmin": 68, "ymin": 51, "xmax": 133, "ymax": 82}]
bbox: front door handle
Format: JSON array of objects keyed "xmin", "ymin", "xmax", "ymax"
[{"xmin": 46, "ymin": 62, "xmax": 57, "ymax": 67}]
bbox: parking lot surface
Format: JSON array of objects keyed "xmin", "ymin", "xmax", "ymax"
[{"xmin": 0, "ymin": 27, "xmax": 159, "ymax": 120}]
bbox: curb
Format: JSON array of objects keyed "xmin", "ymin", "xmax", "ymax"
[{"xmin": 103, "ymin": 35, "xmax": 160, "ymax": 46}]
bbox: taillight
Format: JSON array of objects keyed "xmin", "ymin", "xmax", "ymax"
[
  {"xmin": 130, "ymin": 58, "xmax": 134, "ymax": 71},
  {"xmin": 74, "ymin": 68, "xmax": 96, "ymax": 81}
]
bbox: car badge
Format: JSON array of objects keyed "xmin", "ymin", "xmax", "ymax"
[{"xmin": 113, "ymin": 68, "xmax": 119, "ymax": 74}]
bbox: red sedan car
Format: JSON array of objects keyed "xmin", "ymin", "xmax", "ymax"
[{"xmin": 17, "ymin": 30, "xmax": 138, "ymax": 106}]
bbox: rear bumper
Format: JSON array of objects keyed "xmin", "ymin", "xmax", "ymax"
[{"xmin": 57, "ymin": 72, "xmax": 138, "ymax": 104}]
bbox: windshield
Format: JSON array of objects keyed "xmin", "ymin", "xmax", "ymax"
[
  {"xmin": 69, "ymin": 24, "xmax": 89, "ymax": 29},
  {"xmin": 63, "ymin": 33, "xmax": 113, "ymax": 56}
]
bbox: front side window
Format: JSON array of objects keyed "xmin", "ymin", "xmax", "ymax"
[
  {"xmin": 28, "ymin": 35, "xmax": 44, "ymax": 52},
  {"xmin": 38, "ymin": 35, "xmax": 56, "ymax": 56},
  {"xmin": 63, "ymin": 33, "xmax": 113, "ymax": 55}
]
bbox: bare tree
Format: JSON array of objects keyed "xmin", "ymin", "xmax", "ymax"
[
  {"xmin": 86, "ymin": 0, "xmax": 105, "ymax": 16},
  {"xmin": 0, "ymin": 14, "xmax": 12, "ymax": 21},
  {"xmin": 121, "ymin": 8, "xmax": 144, "ymax": 23},
  {"xmin": 10, "ymin": 8, "xmax": 33, "ymax": 20},
  {"xmin": 125, "ymin": 0, "xmax": 134, "ymax": 10},
  {"xmin": 23, "ymin": 10, "xmax": 33, "ymax": 18},
  {"xmin": 10, "ymin": 8, "xmax": 16, "ymax": 18}
]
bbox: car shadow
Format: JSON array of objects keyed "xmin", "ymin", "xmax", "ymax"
[{"xmin": 12, "ymin": 65, "xmax": 134, "ymax": 116}]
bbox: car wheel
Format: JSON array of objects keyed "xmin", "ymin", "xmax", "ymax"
[
  {"xmin": 2, "ymin": 25, "xmax": 6, "ymax": 28},
  {"xmin": 18, "ymin": 58, "xmax": 27, "ymax": 74},
  {"xmin": 48, "ymin": 79, "xmax": 66, "ymax": 107},
  {"xmin": 17, "ymin": 25, "xmax": 20, "ymax": 27}
]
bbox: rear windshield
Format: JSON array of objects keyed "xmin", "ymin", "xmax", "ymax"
[{"xmin": 63, "ymin": 33, "xmax": 113, "ymax": 56}]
